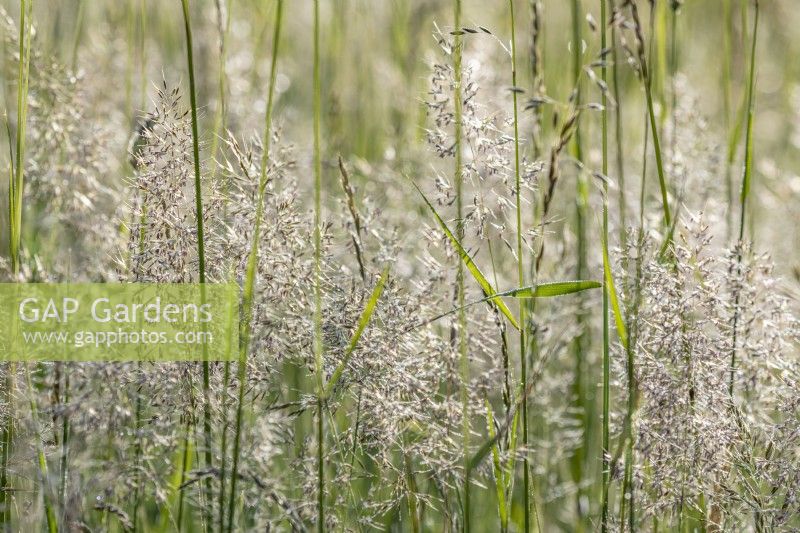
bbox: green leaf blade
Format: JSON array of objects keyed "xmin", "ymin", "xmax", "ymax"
[
  {"xmin": 409, "ymin": 178, "xmax": 520, "ymax": 330},
  {"xmin": 501, "ymin": 280, "xmax": 602, "ymax": 298}
]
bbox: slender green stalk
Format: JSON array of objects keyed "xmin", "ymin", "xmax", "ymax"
[
  {"xmin": 178, "ymin": 0, "xmax": 206, "ymax": 284},
  {"xmin": 10, "ymin": 0, "xmax": 32, "ymax": 276},
  {"xmin": 139, "ymin": 0, "xmax": 146, "ymax": 112},
  {"xmin": 130, "ymin": 0, "xmax": 147, "ymax": 531},
  {"xmin": 619, "ymin": 248, "xmax": 640, "ymax": 532},
  {"xmin": 312, "ymin": 1, "xmax": 325, "ymax": 531},
  {"xmin": 57, "ymin": 369, "xmax": 70, "ymax": 525},
  {"xmin": 630, "ymin": 1, "xmax": 671, "ymax": 230},
  {"xmin": 509, "ymin": 3, "xmax": 529, "ymax": 532},
  {"xmin": 178, "ymin": 2, "xmax": 209, "ymax": 528},
  {"xmin": 225, "ymin": 2, "xmax": 284, "ymax": 531},
  {"xmin": 569, "ymin": 0, "xmax": 591, "ymax": 525},
  {"xmin": 70, "ymin": 0, "xmax": 86, "ymax": 71},
  {"xmin": 722, "ymin": 0, "xmax": 734, "ymax": 237},
  {"xmin": 610, "ymin": 0, "xmax": 626, "ymax": 247},
  {"xmin": 209, "ymin": 0, "xmax": 233, "ymax": 185},
  {"xmin": 730, "ymin": 0, "xmax": 759, "ymax": 399},
  {"xmin": 217, "ymin": 357, "xmax": 230, "ymax": 532},
  {"xmin": 610, "ymin": 4, "xmax": 633, "ymax": 527},
  {"xmin": 131, "ymin": 194, "xmax": 149, "ymax": 530},
  {"xmin": 125, "ymin": 0, "xmax": 135, "ymax": 122},
  {"xmin": 529, "ymin": 0, "xmax": 544, "ymax": 159},
  {"xmin": 131, "ymin": 365, "xmax": 143, "ymax": 531},
  {"xmin": 208, "ymin": 4, "xmax": 231, "ymax": 520},
  {"xmin": 669, "ymin": 2, "xmax": 679, "ymax": 160},
  {"xmin": 175, "ymin": 407, "xmax": 194, "ymax": 530},
  {"xmin": 600, "ymin": 0, "xmax": 611, "ymax": 531},
  {"xmin": 451, "ymin": 1, "xmax": 471, "ymax": 530},
  {"xmin": 3, "ymin": 5, "xmax": 32, "ymax": 526}
]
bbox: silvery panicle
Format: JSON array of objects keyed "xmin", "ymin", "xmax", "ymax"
[
  {"xmin": 124, "ymin": 84, "xmax": 200, "ymax": 283},
  {"xmin": 615, "ymin": 214, "xmax": 800, "ymax": 528},
  {"xmin": 425, "ymin": 30, "xmax": 539, "ymax": 251}
]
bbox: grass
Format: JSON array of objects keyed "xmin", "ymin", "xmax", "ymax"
[
  {"xmin": 312, "ymin": 0, "xmax": 325, "ymax": 530},
  {"xmin": 2, "ymin": 0, "xmax": 32, "ymax": 528},
  {"xmin": 507, "ymin": 2, "xmax": 529, "ymax": 532},
  {"xmin": 600, "ymin": 1, "xmax": 611, "ymax": 530},
  {"xmin": 448, "ymin": 1, "xmax": 474, "ymax": 531},
  {"xmin": 730, "ymin": 0, "xmax": 760, "ymax": 399},
  {"xmin": 629, "ymin": 2, "xmax": 671, "ymax": 231},
  {"xmin": 177, "ymin": 2, "xmax": 209, "ymax": 528},
  {"xmin": 569, "ymin": 0, "xmax": 591, "ymax": 527},
  {"xmin": 1, "ymin": 1, "xmax": 798, "ymax": 531},
  {"xmin": 226, "ymin": 1, "xmax": 284, "ymax": 531}
]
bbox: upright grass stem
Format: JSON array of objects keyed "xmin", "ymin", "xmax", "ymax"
[
  {"xmin": 508, "ymin": 3, "xmax": 529, "ymax": 532},
  {"xmin": 312, "ymin": 1, "xmax": 325, "ymax": 531},
  {"xmin": 629, "ymin": 2, "xmax": 670, "ymax": 230},
  {"xmin": 729, "ymin": 0, "xmax": 759, "ymax": 399},
  {"xmin": 2, "ymin": 3, "xmax": 32, "ymax": 528},
  {"xmin": 610, "ymin": 0, "xmax": 626, "ymax": 247},
  {"xmin": 600, "ymin": 0, "xmax": 611, "ymax": 531},
  {"xmin": 569, "ymin": 0, "xmax": 591, "ymax": 524},
  {"xmin": 529, "ymin": 0, "xmax": 544, "ymax": 159},
  {"xmin": 9, "ymin": 0, "xmax": 31, "ymax": 276},
  {"xmin": 225, "ymin": 2, "xmax": 283, "ymax": 531},
  {"xmin": 179, "ymin": 0, "xmax": 206, "ymax": 285},
  {"xmin": 178, "ymin": 2, "xmax": 208, "ymax": 527},
  {"xmin": 451, "ymin": 0, "xmax": 471, "ymax": 530},
  {"xmin": 722, "ymin": 0, "xmax": 735, "ymax": 238}
]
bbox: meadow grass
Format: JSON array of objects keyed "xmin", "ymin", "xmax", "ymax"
[
  {"xmin": 227, "ymin": 2, "xmax": 283, "ymax": 530},
  {"xmin": 312, "ymin": 1, "xmax": 325, "ymax": 530},
  {"xmin": 507, "ymin": 2, "xmax": 531, "ymax": 532},
  {"xmin": 176, "ymin": 3, "xmax": 209, "ymax": 529},
  {"xmin": 0, "ymin": 1, "xmax": 797, "ymax": 532},
  {"xmin": 600, "ymin": 1, "xmax": 611, "ymax": 530},
  {"xmin": 2, "ymin": 0, "xmax": 31, "ymax": 528},
  {"xmin": 730, "ymin": 0, "xmax": 759, "ymax": 399}
]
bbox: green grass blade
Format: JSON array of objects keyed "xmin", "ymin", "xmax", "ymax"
[
  {"xmin": 601, "ymin": 231, "xmax": 627, "ymax": 351},
  {"xmin": 227, "ymin": 1, "xmax": 284, "ymax": 531},
  {"xmin": 323, "ymin": 266, "xmax": 389, "ymax": 399},
  {"xmin": 179, "ymin": 0, "xmax": 206, "ymax": 284},
  {"xmin": 498, "ymin": 280, "xmax": 602, "ymax": 298},
  {"xmin": 730, "ymin": 0, "xmax": 760, "ymax": 399},
  {"xmin": 408, "ymin": 177, "xmax": 520, "ymax": 330},
  {"xmin": 416, "ymin": 280, "xmax": 601, "ymax": 328},
  {"xmin": 484, "ymin": 400, "xmax": 508, "ymax": 531},
  {"xmin": 738, "ymin": 0, "xmax": 759, "ymax": 218}
]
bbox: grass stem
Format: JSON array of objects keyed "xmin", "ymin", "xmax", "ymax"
[
  {"xmin": 312, "ymin": 1, "xmax": 325, "ymax": 530},
  {"xmin": 450, "ymin": 0, "xmax": 471, "ymax": 530},
  {"xmin": 178, "ymin": 2, "xmax": 209, "ymax": 528},
  {"xmin": 225, "ymin": 1, "xmax": 284, "ymax": 531},
  {"xmin": 729, "ymin": 0, "xmax": 759, "ymax": 399},
  {"xmin": 600, "ymin": 0, "xmax": 611, "ymax": 531},
  {"xmin": 510, "ymin": 4, "xmax": 529, "ymax": 531}
]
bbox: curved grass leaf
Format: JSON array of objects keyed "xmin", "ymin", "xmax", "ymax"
[
  {"xmin": 497, "ymin": 280, "xmax": 602, "ymax": 298},
  {"xmin": 484, "ymin": 400, "xmax": 508, "ymax": 531},
  {"xmin": 323, "ymin": 266, "xmax": 390, "ymax": 399},
  {"xmin": 408, "ymin": 177, "xmax": 520, "ymax": 330},
  {"xmin": 601, "ymin": 232, "xmax": 627, "ymax": 350},
  {"xmin": 415, "ymin": 280, "xmax": 601, "ymax": 329}
]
